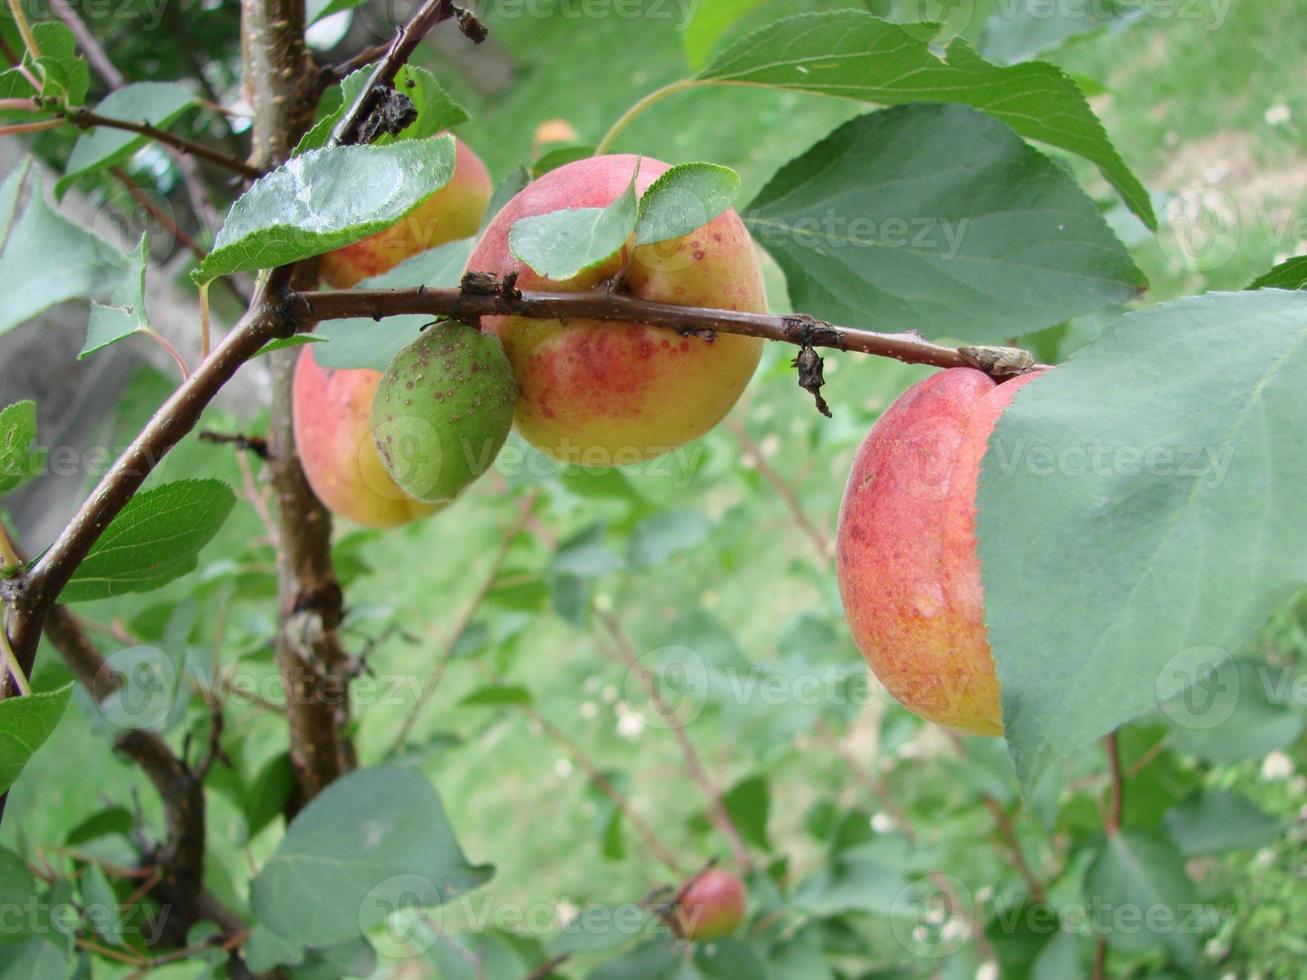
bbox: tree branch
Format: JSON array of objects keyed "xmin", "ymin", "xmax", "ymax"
[
  {"xmin": 55, "ymin": 106, "xmax": 263, "ymax": 180},
  {"xmin": 296, "ymin": 279, "xmax": 1040, "ymax": 376}
]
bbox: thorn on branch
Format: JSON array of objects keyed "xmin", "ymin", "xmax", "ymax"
[
  {"xmin": 793, "ymin": 345, "xmax": 832, "ymax": 418},
  {"xmin": 198, "ymin": 430, "xmax": 269, "ymax": 460}
]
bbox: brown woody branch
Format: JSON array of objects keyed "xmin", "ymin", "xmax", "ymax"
[
  {"xmin": 41, "ymin": 604, "xmax": 246, "ymax": 946},
  {"xmin": 53, "ymin": 106, "xmax": 263, "ymax": 180},
  {"xmin": 296, "ymin": 279, "xmax": 1036, "ymax": 375}
]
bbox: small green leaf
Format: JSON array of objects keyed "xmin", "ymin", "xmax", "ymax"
[
  {"xmin": 81, "ymin": 232, "xmax": 150, "ymax": 358},
  {"xmin": 509, "ymin": 167, "xmax": 639, "ymax": 281},
  {"xmin": 0, "ymin": 684, "xmax": 73, "ymax": 794},
  {"xmin": 251, "ymin": 767, "xmax": 493, "ymax": 949},
  {"xmin": 699, "ymin": 10, "xmax": 1154, "ymax": 227},
  {"xmin": 551, "ymin": 524, "xmax": 624, "ymax": 578},
  {"xmin": 80, "ymin": 864, "xmax": 124, "ymax": 946},
  {"xmin": 1162, "ymin": 790, "xmax": 1282, "ymax": 856},
  {"xmin": 627, "ymin": 509, "xmax": 711, "ymax": 567},
  {"xmin": 307, "ymin": 0, "xmax": 367, "ymax": 24},
  {"xmin": 459, "ymin": 685, "xmax": 532, "ymax": 707},
  {"xmin": 0, "ymin": 400, "xmax": 40, "ymax": 498},
  {"xmin": 313, "ymin": 238, "xmax": 474, "ymax": 371},
  {"xmin": 193, "ymin": 136, "xmax": 457, "ymax": 283},
  {"xmin": 61, "ymin": 479, "xmax": 236, "ymax": 602},
  {"xmin": 0, "ymin": 161, "xmax": 128, "ymax": 338},
  {"xmin": 532, "ymin": 144, "xmax": 594, "ymax": 178},
  {"xmin": 720, "ymin": 774, "xmax": 771, "ymax": 850},
  {"xmin": 30, "ymin": 22, "xmax": 89, "ymax": 105},
  {"xmin": 254, "ymin": 333, "xmax": 328, "ymax": 357},
  {"xmin": 1250, "ymin": 255, "xmax": 1307, "ymax": 291},
  {"xmin": 59, "ymin": 84, "xmax": 197, "ymax": 196},
  {"xmin": 635, "ymin": 162, "xmax": 740, "ymax": 247}
]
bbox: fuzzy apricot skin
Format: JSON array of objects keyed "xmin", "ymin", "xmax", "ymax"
[
  {"xmin": 292, "ymin": 347, "xmax": 443, "ymax": 528},
  {"xmin": 465, "ymin": 154, "xmax": 767, "ymax": 465},
  {"xmin": 835, "ymin": 367, "xmax": 1045, "ymax": 736},
  {"xmin": 320, "ymin": 138, "xmax": 492, "ymax": 289}
]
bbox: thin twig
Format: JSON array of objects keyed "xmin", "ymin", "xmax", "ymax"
[
  {"xmin": 6, "ymin": 0, "xmax": 41, "ymax": 60},
  {"xmin": 1104, "ymin": 732, "xmax": 1123, "ymax": 835},
  {"xmin": 979, "ymin": 794, "xmax": 1046, "ymax": 903},
  {"xmin": 389, "ymin": 492, "xmax": 538, "ymax": 752},
  {"xmin": 596, "ymin": 610, "xmax": 752, "ymax": 871},
  {"xmin": 57, "ymin": 107, "xmax": 262, "ymax": 179},
  {"xmin": 728, "ymin": 419, "xmax": 832, "ymax": 563}
]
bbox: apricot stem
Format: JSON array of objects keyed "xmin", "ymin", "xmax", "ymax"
[{"xmin": 595, "ymin": 79, "xmax": 703, "ymax": 154}]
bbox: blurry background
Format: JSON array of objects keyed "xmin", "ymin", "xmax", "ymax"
[{"xmin": 2, "ymin": 0, "xmax": 1305, "ymax": 976}]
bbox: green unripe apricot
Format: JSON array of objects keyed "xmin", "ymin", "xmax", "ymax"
[{"xmin": 371, "ymin": 321, "xmax": 518, "ymax": 503}]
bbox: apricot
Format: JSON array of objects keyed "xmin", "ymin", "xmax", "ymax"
[
  {"xmin": 320, "ymin": 137, "xmax": 492, "ymax": 289},
  {"xmin": 291, "ymin": 346, "xmax": 443, "ymax": 528},
  {"xmin": 465, "ymin": 154, "xmax": 767, "ymax": 464},
  {"xmin": 371, "ymin": 322, "xmax": 517, "ymax": 502},
  {"xmin": 673, "ymin": 869, "xmax": 747, "ymax": 941},
  {"xmin": 835, "ymin": 367, "xmax": 1044, "ymax": 736}
]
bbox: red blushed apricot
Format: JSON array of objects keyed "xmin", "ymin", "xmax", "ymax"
[
  {"xmin": 673, "ymin": 869, "xmax": 748, "ymax": 941},
  {"xmin": 320, "ymin": 138, "xmax": 492, "ymax": 289},
  {"xmin": 291, "ymin": 347, "xmax": 443, "ymax": 528},
  {"xmin": 835, "ymin": 367, "xmax": 1045, "ymax": 736},
  {"xmin": 466, "ymin": 154, "xmax": 767, "ymax": 465}
]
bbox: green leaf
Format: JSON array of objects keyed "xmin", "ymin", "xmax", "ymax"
[
  {"xmin": 61, "ymin": 479, "xmax": 236, "ymax": 602},
  {"xmin": 313, "ymin": 237, "xmax": 474, "ymax": 371},
  {"xmin": 30, "ymin": 22, "xmax": 88, "ymax": 105},
  {"xmin": 532, "ymin": 144, "xmax": 594, "ymax": 178},
  {"xmin": 0, "ymin": 936, "xmax": 71, "ymax": 978},
  {"xmin": 635, "ymin": 163, "xmax": 740, "ymax": 246},
  {"xmin": 0, "ymin": 161, "xmax": 127, "ymax": 338},
  {"xmin": 459, "ymin": 684, "xmax": 532, "ymax": 707},
  {"xmin": 627, "ymin": 509, "xmax": 712, "ymax": 567},
  {"xmin": 193, "ymin": 136, "xmax": 457, "ymax": 283},
  {"xmin": 694, "ymin": 938, "xmax": 768, "ymax": 978},
  {"xmin": 81, "ymin": 232, "xmax": 150, "ymax": 358},
  {"xmin": 587, "ymin": 770, "xmax": 629, "ymax": 863},
  {"xmin": 509, "ymin": 167, "xmax": 639, "ymax": 280},
  {"xmin": 297, "ymin": 66, "xmax": 468, "ymax": 155},
  {"xmin": 551, "ymin": 524, "xmax": 624, "ymax": 578},
  {"xmin": 254, "ymin": 333, "xmax": 328, "ymax": 357},
  {"xmin": 721, "ymin": 774, "xmax": 771, "ymax": 851},
  {"xmin": 589, "ymin": 937, "xmax": 688, "ymax": 980},
  {"xmin": 680, "ymin": 0, "xmax": 768, "ymax": 69},
  {"xmin": 307, "ymin": 0, "xmax": 366, "ymax": 24},
  {"xmin": 58, "ymin": 83, "xmax": 197, "ymax": 196},
  {"xmin": 251, "ymin": 767, "xmax": 493, "ymax": 949},
  {"xmin": 745, "ymin": 105, "xmax": 1143, "ymax": 341},
  {"xmin": 244, "ymin": 752, "xmax": 295, "ymax": 840},
  {"xmin": 79, "ymin": 864, "xmax": 124, "ymax": 946},
  {"xmin": 0, "ymin": 400, "xmax": 40, "ymax": 498},
  {"xmin": 1162, "ymin": 790, "xmax": 1282, "ymax": 856},
  {"xmin": 1250, "ymin": 255, "xmax": 1307, "ymax": 291},
  {"xmin": 978, "ymin": 290, "xmax": 1307, "ymax": 790},
  {"xmin": 1165, "ymin": 659, "xmax": 1305, "ymax": 763},
  {"xmin": 1083, "ymin": 829, "xmax": 1201, "ymax": 966},
  {"xmin": 0, "ymin": 846, "xmax": 39, "ymax": 942},
  {"xmin": 699, "ymin": 10, "xmax": 1154, "ymax": 228},
  {"xmin": 980, "ymin": 0, "xmax": 1138, "ymax": 64},
  {"xmin": 0, "ymin": 684, "xmax": 73, "ymax": 794},
  {"xmin": 550, "ymin": 902, "xmax": 655, "ymax": 956}
]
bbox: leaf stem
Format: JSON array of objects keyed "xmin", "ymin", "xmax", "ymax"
[
  {"xmin": 145, "ymin": 329, "xmax": 192, "ymax": 381},
  {"xmin": 595, "ymin": 78, "xmax": 703, "ymax": 155},
  {"xmin": 0, "ymin": 118, "xmax": 61, "ymax": 136},
  {"xmin": 6, "ymin": 0, "xmax": 42, "ymax": 62},
  {"xmin": 0, "ymin": 614, "xmax": 31, "ymax": 696}
]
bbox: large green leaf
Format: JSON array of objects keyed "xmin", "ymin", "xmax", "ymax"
[
  {"xmin": 0, "ymin": 161, "xmax": 127, "ymax": 338},
  {"xmin": 978, "ymin": 290, "xmax": 1307, "ymax": 790},
  {"xmin": 251, "ymin": 767, "xmax": 492, "ymax": 950},
  {"xmin": 61, "ymin": 479, "xmax": 236, "ymax": 602},
  {"xmin": 698, "ymin": 10, "xmax": 1154, "ymax": 227},
  {"xmin": 744, "ymin": 104, "xmax": 1143, "ymax": 341},
  {"xmin": 0, "ymin": 684, "xmax": 73, "ymax": 794},
  {"xmin": 509, "ymin": 169, "xmax": 639, "ymax": 280},
  {"xmin": 0, "ymin": 400, "xmax": 40, "ymax": 498},
  {"xmin": 1162, "ymin": 789, "xmax": 1282, "ymax": 856},
  {"xmin": 680, "ymin": 0, "xmax": 768, "ymax": 69},
  {"xmin": 193, "ymin": 136, "xmax": 457, "ymax": 282},
  {"xmin": 58, "ymin": 83, "xmax": 197, "ymax": 196}
]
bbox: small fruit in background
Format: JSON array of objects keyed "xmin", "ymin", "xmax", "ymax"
[
  {"xmin": 835, "ymin": 366, "xmax": 1045, "ymax": 736},
  {"xmin": 532, "ymin": 117, "xmax": 579, "ymax": 149},
  {"xmin": 672, "ymin": 868, "xmax": 747, "ymax": 941},
  {"xmin": 320, "ymin": 137, "xmax": 492, "ymax": 288},
  {"xmin": 371, "ymin": 321, "xmax": 518, "ymax": 502},
  {"xmin": 467, "ymin": 153, "xmax": 767, "ymax": 465},
  {"xmin": 292, "ymin": 347, "xmax": 443, "ymax": 528}
]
